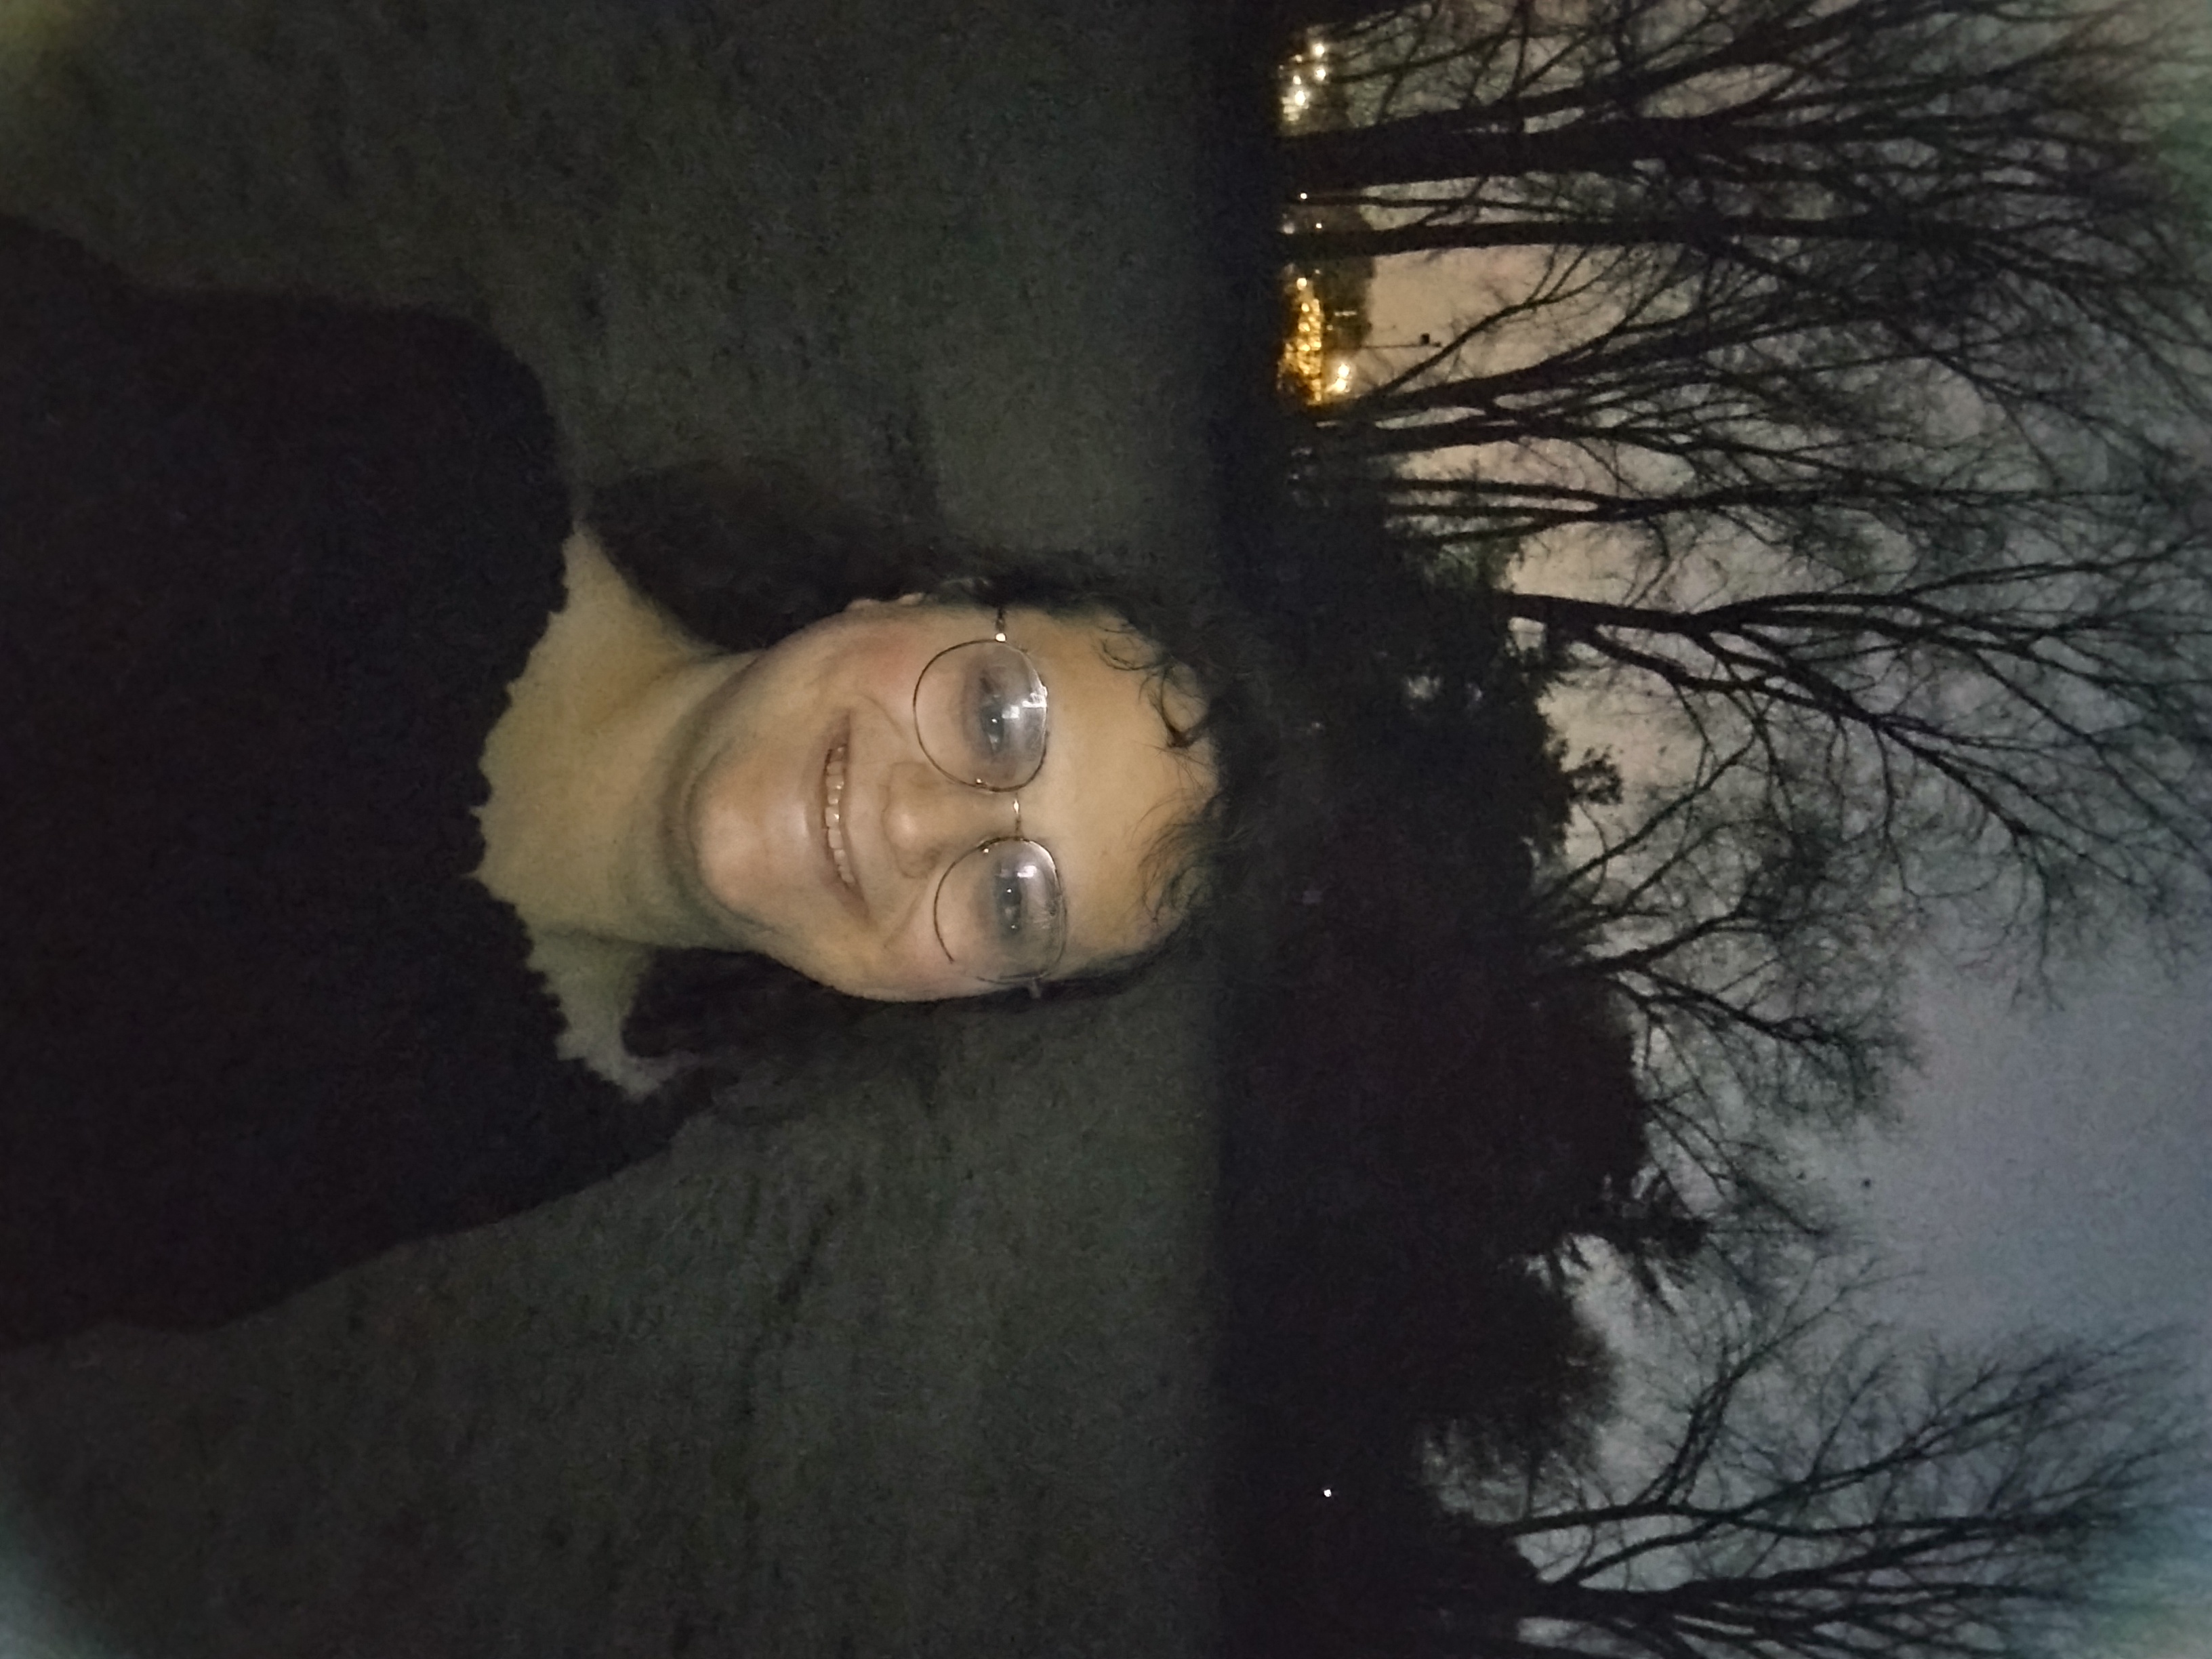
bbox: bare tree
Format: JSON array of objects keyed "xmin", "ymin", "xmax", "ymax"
[
  {"xmin": 1503, "ymin": 483, "xmax": 2212, "ymax": 1167},
  {"xmin": 1519, "ymin": 510, "xmax": 2212, "ymax": 912},
  {"xmin": 1416, "ymin": 1277, "xmax": 2201, "ymax": 1659},
  {"xmin": 1287, "ymin": 0, "xmax": 2205, "ymax": 342},
  {"xmin": 1267, "ymin": 0, "xmax": 2212, "ymax": 1160},
  {"xmin": 1283, "ymin": 0, "xmax": 2211, "ymax": 575}
]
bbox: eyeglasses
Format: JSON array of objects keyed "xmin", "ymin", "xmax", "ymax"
[{"xmin": 912, "ymin": 613, "xmax": 1067, "ymax": 985}]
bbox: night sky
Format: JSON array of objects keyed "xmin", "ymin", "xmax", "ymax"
[
  {"xmin": 1842, "ymin": 949, "xmax": 2212, "ymax": 1401},
  {"xmin": 1838, "ymin": 949, "xmax": 2212, "ymax": 1657}
]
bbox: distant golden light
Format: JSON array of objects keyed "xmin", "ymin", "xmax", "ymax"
[
  {"xmin": 1279, "ymin": 279, "xmax": 1359, "ymax": 405},
  {"xmin": 1279, "ymin": 279, "xmax": 1328, "ymax": 403},
  {"xmin": 1275, "ymin": 29, "xmax": 1365, "ymax": 404},
  {"xmin": 1279, "ymin": 29, "xmax": 1336, "ymax": 127}
]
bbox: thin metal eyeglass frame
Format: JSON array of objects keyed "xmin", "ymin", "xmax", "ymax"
[{"xmin": 912, "ymin": 611, "xmax": 1067, "ymax": 987}]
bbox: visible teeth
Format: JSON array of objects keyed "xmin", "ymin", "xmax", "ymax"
[{"xmin": 823, "ymin": 742, "xmax": 857, "ymax": 888}]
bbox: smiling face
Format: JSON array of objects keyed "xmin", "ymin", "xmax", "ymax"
[{"xmin": 668, "ymin": 598, "xmax": 1216, "ymax": 1000}]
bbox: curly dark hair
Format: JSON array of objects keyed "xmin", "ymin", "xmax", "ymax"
[{"xmin": 580, "ymin": 462, "xmax": 1284, "ymax": 1098}]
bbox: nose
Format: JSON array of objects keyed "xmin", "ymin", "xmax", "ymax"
[{"xmin": 880, "ymin": 760, "xmax": 1019, "ymax": 880}]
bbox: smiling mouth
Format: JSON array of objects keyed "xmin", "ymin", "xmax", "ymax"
[{"xmin": 823, "ymin": 740, "xmax": 859, "ymax": 889}]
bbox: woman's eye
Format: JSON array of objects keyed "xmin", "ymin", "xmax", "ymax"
[
  {"xmin": 990, "ymin": 869, "xmax": 1027, "ymax": 938},
  {"xmin": 973, "ymin": 672, "xmax": 1012, "ymax": 757},
  {"xmin": 985, "ymin": 857, "xmax": 1057, "ymax": 943},
  {"xmin": 939, "ymin": 842, "xmax": 1065, "ymax": 981},
  {"xmin": 930, "ymin": 647, "xmax": 1044, "ymax": 792},
  {"xmin": 972, "ymin": 665, "xmax": 1044, "ymax": 770}
]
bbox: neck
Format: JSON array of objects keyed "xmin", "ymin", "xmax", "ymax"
[{"xmin": 476, "ymin": 531, "xmax": 751, "ymax": 950}]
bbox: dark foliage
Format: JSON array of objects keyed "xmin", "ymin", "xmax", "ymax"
[{"xmin": 1219, "ymin": 453, "xmax": 1673, "ymax": 1654}]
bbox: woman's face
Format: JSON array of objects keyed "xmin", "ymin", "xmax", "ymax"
[{"xmin": 670, "ymin": 598, "xmax": 1215, "ymax": 1000}]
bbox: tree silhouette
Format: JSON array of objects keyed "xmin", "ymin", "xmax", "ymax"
[
  {"xmin": 1418, "ymin": 1279, "xmax": 2199, "ymax": 1659},
  {"xmin": 1280, "ymin": 0, "xmax": 2211, "ymax": 615},
  {"xmin": 1267, "ymin": 0, "xmax": 2212, "ymax": 1143},
  {"xmin": 1236, "ymin": 5, "xmax": 2212, "ymax": 1647},
  {"xmin": 1506, "ymin": 493, "xmax": 2212, "ymax": 1145}
]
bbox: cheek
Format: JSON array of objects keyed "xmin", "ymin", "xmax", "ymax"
[
  {"xmin": 684, "ymin": 760, "xmax": 766, "ymax": 924},
  {"xmin": 789, "ymin": 612, "xmax": 935, "ymax": 702},
  {"xmin": 779, "ymin": 887, "xmax": 988, "ymax": 1001}
]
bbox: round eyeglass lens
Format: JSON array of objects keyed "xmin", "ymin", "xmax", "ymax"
[
  {"xmin": 914, "ymin": 639, "xmax": 1048, "ymax": 791},
  {"xmin": 935, "ymin": 838, "xmax": 1067, "ymax": 983}
]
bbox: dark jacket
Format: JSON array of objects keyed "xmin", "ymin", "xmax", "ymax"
[{"xmin": 1, "ymin": 219, "xmax": 672, "ymax": 1344}]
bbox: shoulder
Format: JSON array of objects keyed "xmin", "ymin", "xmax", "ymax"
[
  {"xmin": 131, "ymin": 285, "xmax": 565, "ymax": 508},
  {"xmin": 1, "ymin": 216, "xmax": 556, "ymax": 465},
  {"xmin": 2, "ymin": 218, "xmax": 571, "ymax": 614}
]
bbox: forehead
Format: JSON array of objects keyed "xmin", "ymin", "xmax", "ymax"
[{"xmin": 995, "ymin": 605, "xmax": 1215, "ymax": 972}]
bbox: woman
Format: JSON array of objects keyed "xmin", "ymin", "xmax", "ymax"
[{"xmin": 0, "ymin": 218, "xmax": 1265, "ymax": 1343}]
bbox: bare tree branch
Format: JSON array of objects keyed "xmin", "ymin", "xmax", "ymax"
[{"xmin": 1418, "ymin": 1277, "xmax": 2202, "ymax": 1659}]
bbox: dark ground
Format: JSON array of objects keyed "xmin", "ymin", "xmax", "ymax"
[{"xmin": 0, "ymin": 1, "xmax": 1275, "ymax": 1653}]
